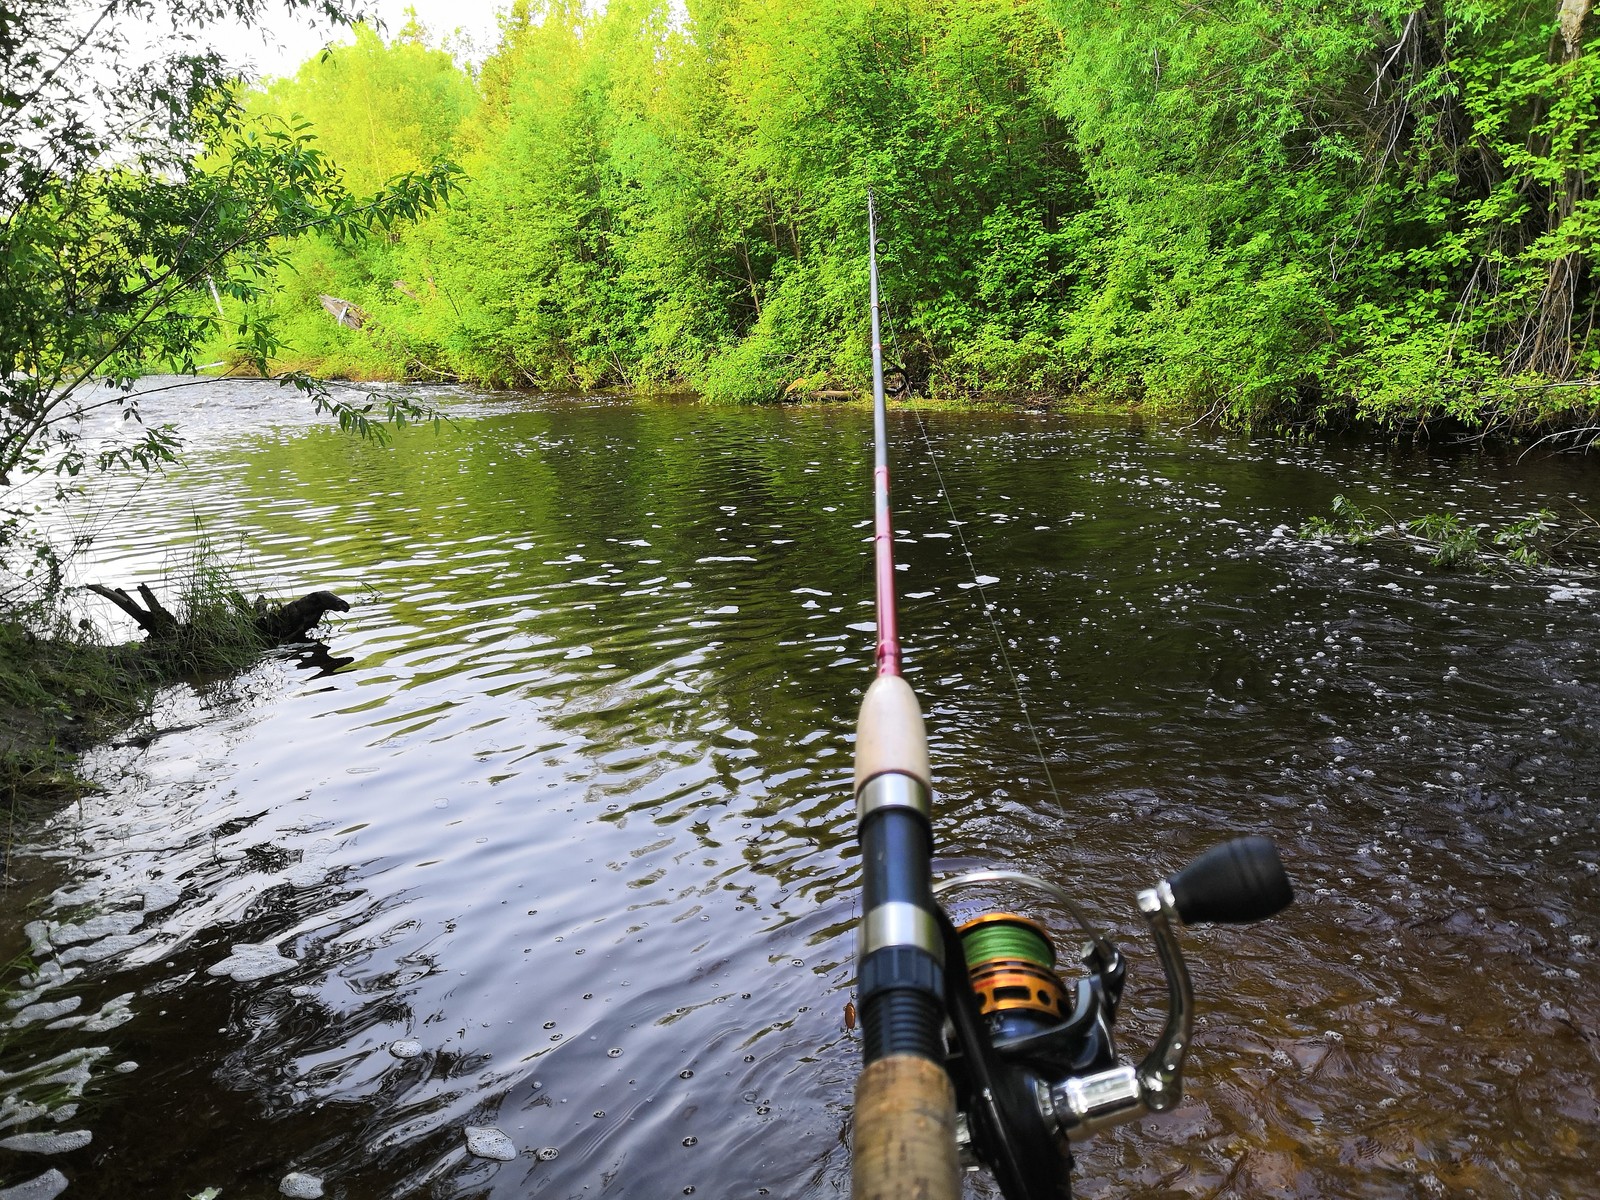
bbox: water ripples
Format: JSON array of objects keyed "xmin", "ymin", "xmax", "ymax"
[{"xmin": 2, "ymin": 388, "xmax": 1597, "ymax": 1197}]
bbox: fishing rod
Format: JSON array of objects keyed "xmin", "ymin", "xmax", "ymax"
[{"xmin": 849, "ymin": 192, "xmax": 1296, "ymax": 1200}]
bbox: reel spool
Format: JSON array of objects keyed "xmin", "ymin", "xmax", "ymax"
[{"xmin": 957, "ymin": 913, "xmax": 1070, "ymax": 1037}]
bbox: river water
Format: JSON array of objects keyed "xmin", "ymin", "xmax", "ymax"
[{"xmin": 2, "ymin": 382, "xmax": 1597, "ymax": 1199}]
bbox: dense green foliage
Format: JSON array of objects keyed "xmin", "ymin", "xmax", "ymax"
[
  {"xmin": 1049, "ymin": 0, "xmax": 1600, "ymax": 429},
  {"xmin": 234, "ymin": 0, "xmax": 1599, "ymax": 432}
]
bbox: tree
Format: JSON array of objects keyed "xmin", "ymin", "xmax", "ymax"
[{"xmin": 0, "ymin": 0, "xmax": 459, "ymax": 580}]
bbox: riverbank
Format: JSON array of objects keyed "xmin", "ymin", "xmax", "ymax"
[
  {"xmin": 0, "ymin": 619, "xmax": 143, "ymax": 818},
  {"xmin": 0, "ymin": 584, "xmax": 349, "ymax": 843},
  {"xmin": 237, "ymin": 357, "xmax": 1600, "ymax": 443}
]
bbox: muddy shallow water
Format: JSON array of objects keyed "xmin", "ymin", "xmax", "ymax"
[{"xmin": 2, "ymin": 383, "xmax": 1597, "ymax": 1199}]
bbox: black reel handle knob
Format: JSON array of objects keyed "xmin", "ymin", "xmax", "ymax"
[{"xmin": 1166, "ymin": 836, "xmax": 1293, "ymax": 925}]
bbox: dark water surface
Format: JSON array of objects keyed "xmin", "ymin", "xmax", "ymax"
[{"xmin": 3, "ymin": 385, "xmax": 1597, "ymax": 1199}]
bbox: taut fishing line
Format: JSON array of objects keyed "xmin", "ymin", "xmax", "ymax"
[{"xmin": 871, "ymin": 218, "xmax": 1067, "ymax": 819}]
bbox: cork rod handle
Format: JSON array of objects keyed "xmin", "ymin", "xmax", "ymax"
[{"xmin": 851, "ymin": 1055, "xmax": 963, "ymax": 1200}]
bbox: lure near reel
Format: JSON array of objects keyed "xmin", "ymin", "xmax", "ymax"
[{"xmin": 933, "ymin": 837, "xmax": 1294, "ymax": 1200}]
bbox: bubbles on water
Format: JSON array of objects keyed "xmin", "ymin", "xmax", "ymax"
[
  {"xmin": 535, "ymin": 1146, "xmax": 560, "ymax": 1161},
  {"xmin": 678, "ymin": 1069, "xmax": 693, "ymax": 1079},
  {"xmin": 682, "ymin": 1136, "xmax": 697, "ymax": 1147},
  {"xmin": 388, "ymin": 1040, "xmax": 423, "ymax": 1060}
]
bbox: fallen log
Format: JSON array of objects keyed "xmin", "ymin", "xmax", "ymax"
[
  {"xmin": 86, "ymin": 584, "xmax": 350, "ymax": 647},
  {"xmin": 318, "ymin": 294, "xmax": 367, "ymax": 330}
]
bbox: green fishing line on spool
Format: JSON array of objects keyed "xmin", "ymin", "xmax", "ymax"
[{"xmin": 960, "ymin": 918, "xmax": 1056, "ymax": 970}]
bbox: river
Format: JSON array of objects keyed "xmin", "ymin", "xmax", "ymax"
[{"xmin": 2, "ymin": 381, "xmax": 1596, "ymax": 1199}]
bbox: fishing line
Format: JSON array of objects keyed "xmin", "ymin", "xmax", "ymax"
[{"xmin": 872, "ymin": 228, "xmax": 1067, "ymax": 818}]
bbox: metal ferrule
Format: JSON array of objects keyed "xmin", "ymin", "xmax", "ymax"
[
  {"xmin": 857, "ymin": 771, "xmax": 931, "ymax": 824},
  {"xmin": 854, "ymin": 768, "xmax": 943, "ymax": 1061},
  {"xmin": 861, "ymin": 900, "xmax": 943, "ymax": 959}
]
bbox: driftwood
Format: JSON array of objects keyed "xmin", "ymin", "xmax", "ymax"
[
  {"xmin": 318, "ymin": 294, "xmax": 367, "ymax": 329},
  {"xmin": 86, "ymin": 584, "xmax": 350, "ymax": 647}
]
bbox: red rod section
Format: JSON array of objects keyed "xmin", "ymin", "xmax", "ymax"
[
  {"xmin": 874, "ymin": 463, "xmax": 900, "ymax": 676},
  {"xmin": 867, "ymin": 190, "xmax": 901, "ymax": 678}
]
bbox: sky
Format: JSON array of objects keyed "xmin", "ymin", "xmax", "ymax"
[{"xmin": 208, "ymin": 0, "xmax": 511, "ymax": 81}]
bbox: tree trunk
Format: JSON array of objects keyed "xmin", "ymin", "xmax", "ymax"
[{"xmin": 1515, "ymin": 0, "xmax": 1594, "ymax": 378}]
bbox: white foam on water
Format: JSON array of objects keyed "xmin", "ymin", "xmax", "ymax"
[
  {"xmin": 207, "ymin": 943, "xmax": 296, "ymax": 982},
  {"xmin": 80, "ymin": 994, "xmax": 135, "ymax": 1033},
  {"xmin": 7, "ymin": 997, "xmax": 81, "ymax": 1029},
  {"xmin": 464, "ymin": 1126, "xmax": 516, "ymax": 1161},
  {"xmin": 48, "ymin": 913, "xmax": 140, "ymax": 947},
  {"xmin": 278, "ymin": 1171, "xmax": 324, "ymax": 1198},
  {"xmin": 21, "ymin": 922, "xmax": 51, "ymax": 958},
  {"xmin": 137, "ymin": 881, "xmax": 184, "ymax": 913},
  {"xmin": 58, "ymin": 932, "xmax": 155, "ymax": 964},
  {"xmin": 0, "ymin": 1169, "xmax": 69, "ymax": 1200},
  {"xmin": 388, "ymin": 1040, "xmax": 423, "ymax": 1059},
  {"xmin": 0, "ymin": 1129, "xmax": 92, "ymax": 1154}
]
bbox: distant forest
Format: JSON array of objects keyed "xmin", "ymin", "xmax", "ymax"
[{"xmin": 225, "ymin": 0, "xmax": 1599, "ymax": 433}]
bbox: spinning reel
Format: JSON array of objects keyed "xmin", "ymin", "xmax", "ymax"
[{"xmin": 934, "ymin": 836, "xmax": 1294, "ymax": 1200}]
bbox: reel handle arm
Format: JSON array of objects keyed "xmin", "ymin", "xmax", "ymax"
[
  {"xmin": 1042, "ymin": 883, "xmax": 1192, "ymax": 1140},
  {"xmin": 1133, "ymin": 881, "xmax": 1192, "ymax": 1114}
]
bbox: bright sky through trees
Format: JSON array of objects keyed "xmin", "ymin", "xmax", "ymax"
[{"xmin": 209, "ymin": 0, "xmax": 507, "ymax": 77}]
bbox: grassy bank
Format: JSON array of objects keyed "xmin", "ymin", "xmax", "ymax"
[{"xmin": 0, "ymin": 618, "xmax": 146, "ymax": 816}]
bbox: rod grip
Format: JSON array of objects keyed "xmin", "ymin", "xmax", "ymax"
[{"xmin": 851, "ymin": 1055, "xmax": 963, "ymax": 1200}]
